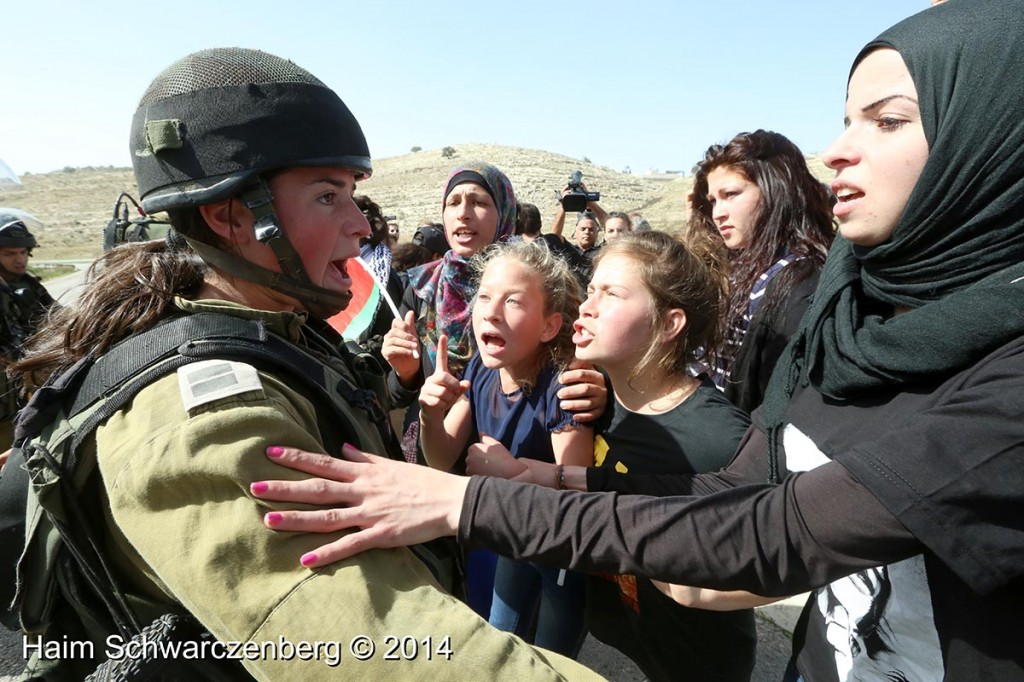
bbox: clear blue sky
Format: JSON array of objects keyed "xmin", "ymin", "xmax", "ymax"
[{"xmin": 2, "ymin": 0, "xmax": 927, "ymax": 177}]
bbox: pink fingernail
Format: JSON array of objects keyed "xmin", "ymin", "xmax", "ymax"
[
  {"xmin": 343, "ymin": 443, "xmax": 355, "ymax": 450},
  {"xmin": 265, "ymin": 512, "xmax": 282, "ymax": 526},
  {"xmin": 266, "ymin": 446, "xmax": 284, "ymax": 458},
  {"xmin": 251, "ymin": 481, "xmax": 269, "ymax": 494},
  {"xmin": 300, "ymin": 552, "xmax": 318, "ymax": 567}
]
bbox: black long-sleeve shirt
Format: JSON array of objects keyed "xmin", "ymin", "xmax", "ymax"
[
  {"xmin": 463, "ymin": 430, "xmax": 916, "ymax": 597},
  {"xmin": 459, "ymin": 334, "xmax": 1024, "ymax": 680}
]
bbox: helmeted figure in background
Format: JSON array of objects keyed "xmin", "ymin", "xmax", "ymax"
[
  {"xmin": 0, "ymin": 214, "xmax": 55, "ymax": 450},
  {"xmin": 0, "ymin": 48, "xmax": 597, "ymax": 681}
]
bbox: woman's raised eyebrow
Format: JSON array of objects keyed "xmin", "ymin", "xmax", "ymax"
[
  {"xmin": 844, "ymin": 93, "xmax": 920, "ymax": 126},
  {"xmin": 861, "ymin": 93, "xmax": 919, "ymax": 113}
]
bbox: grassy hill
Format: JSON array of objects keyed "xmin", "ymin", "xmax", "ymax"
[
  {"xmin": 1, "ymin": 167, "xmax": 136, "ymax": 260},
  {"xmin": 1, "ymin": 144, "xmax": 833, "ymax": 260},
  {"xmin": 358, "ymin": 143, "xmax": 672, "ymax": 239}
]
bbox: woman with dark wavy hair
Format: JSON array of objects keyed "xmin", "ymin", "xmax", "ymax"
[{"xmin": 688, "ymin": 130, "xmax": 835, "ymax": 412}]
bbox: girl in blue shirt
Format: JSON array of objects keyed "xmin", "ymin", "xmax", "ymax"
[{"xmin": 418, "ymin": 239, "xmax": 594, "ymax": 656}]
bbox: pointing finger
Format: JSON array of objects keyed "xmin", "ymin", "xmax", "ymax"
[
  {"xmin": 403, "ymin": 310, "xmax": 420, "ymax": 359},
  {"xmin": 435, "ymin": 334, "xmax": 449, "ymax": 376}
]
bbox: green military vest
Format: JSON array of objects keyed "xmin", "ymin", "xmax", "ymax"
[{"xmin": 12, "ymin": 311, "xmax": 394, "ymax": 679}]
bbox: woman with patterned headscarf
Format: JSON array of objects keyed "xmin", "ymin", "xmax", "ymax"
[
  {"xmin": 380, "ymin": 163, "xmax": 600, "ymax": 617},
  {"xmin": 384, "ymin": 163, "xmax": 516, "ymax": 388},
  {"xmin": 382, "ymin": 163, "xmax": 517, "ymax": 469}
]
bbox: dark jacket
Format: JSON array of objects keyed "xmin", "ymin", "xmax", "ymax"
[{"xmin": 725, "ymin": 270, "xmax": 820, "ymax": 414}]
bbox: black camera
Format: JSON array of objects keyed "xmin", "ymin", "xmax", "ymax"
[{"xmin": 559, "ymin": 170, "xmax": 600, "ymax": 213}]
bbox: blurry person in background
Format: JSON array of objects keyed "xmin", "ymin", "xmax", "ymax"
[
  {"xmin": 629, "ymin": 212, "xmax": 652, "ymax": 232},
  {"xmin": 0, "ymin": 213, "xmax": 55, "ymax": 450},
  {"xmin": 350, "ymin": 195, "xmax": 405, "ymax": 364},
  {"xmin": 604, "ymin": 211, "xmax": 633, "ymax": 242},
  {"xmin": 550, "ymin": 178, "xmax": 608, "ymax": 282},
  {"xmin": 515, "ymin": 202, "xmax": 589, "ymax": 291},
  {"xmin": 572, "ymin": 211, "xmax": 602, "ymax": 255},
  {"xmin": 391, "ymin": 243, "xmax": 432, "ymax": 277},
  {"xmin": 410, "ymin": 222, "xmax": 450, "ymax": 262}
]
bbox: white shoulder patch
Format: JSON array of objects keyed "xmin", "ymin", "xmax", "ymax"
[
  {"xmin": 176, "ymin": 360, "xmax": 264, "ymax": 412},
  {"xmin": 783, "ymin": 423, "xmax": 831, "ymax": 472}
]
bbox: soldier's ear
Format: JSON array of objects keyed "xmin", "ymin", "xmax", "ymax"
[{"xmin": 199, "ymin": 199, "xmax": 255, "ymax": 246}]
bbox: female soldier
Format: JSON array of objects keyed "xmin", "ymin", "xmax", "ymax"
[
  {"xmin": 6, "ymin": 48, "xmax": 597, "ymax": 681},
  {"xmin": 254, "ymin": 1, "xmax": 1024, "ymax": 679}
]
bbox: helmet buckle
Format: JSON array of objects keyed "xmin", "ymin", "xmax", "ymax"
[{"xmin": 240, "ymin": 180, "xmax": 281, "ymax": 244}]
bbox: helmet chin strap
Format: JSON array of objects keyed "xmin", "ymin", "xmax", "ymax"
[
  {"xmin": 186, "ymin": 238, "xmax": 351, "ymax": 319},
  {"xmin": 187, "ymin": 178, "xmax": 352, "ymax": 319}
]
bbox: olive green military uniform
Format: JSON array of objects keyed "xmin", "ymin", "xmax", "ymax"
[{"xmin": 43, "ymin": 299, "xmax": 600, "ymax": 681}]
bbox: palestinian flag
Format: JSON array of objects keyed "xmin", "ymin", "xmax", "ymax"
[{"xmin": 327, "ymin": 257, "xmax": 380, "ymax": 341}]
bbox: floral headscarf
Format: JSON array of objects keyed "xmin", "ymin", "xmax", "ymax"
[{"xmin": 407, "ymin": 162, "xmax": 516, "ymax": 378}]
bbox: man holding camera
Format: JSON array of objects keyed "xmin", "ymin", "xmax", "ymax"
[{"xmin": 550, "ymin": 172, "xmax": 608, "ymax": 282}]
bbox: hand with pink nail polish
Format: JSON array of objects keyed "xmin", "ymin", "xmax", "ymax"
[{"xmin": 250, "ymin": 444, "xmax": 469, "ymax": 568}]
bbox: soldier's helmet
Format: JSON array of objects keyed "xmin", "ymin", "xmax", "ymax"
[
  {"xmin": 130, "ymin": 47, "xmax": 372, "ymax": 215},
  {"xmin": 129, "ymin": 48, "xmax": 371, "ymax": 318},
  {"xmin": 0, "ymin": 223, "xmax": 37, "ymax": 250}
]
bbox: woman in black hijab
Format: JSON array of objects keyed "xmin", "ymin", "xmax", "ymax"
[{"xmin": 253, "ymin": 1, "xmax": 1024, "ymax": 679}]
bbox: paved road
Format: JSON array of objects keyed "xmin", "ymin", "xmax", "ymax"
[
  {"xmin": 37, "ymin": 263, "xmax": 88, "ymax": 304},
  {"xmin": 578, "ymin": 610, "xmax": 793, "ymax": 681}
]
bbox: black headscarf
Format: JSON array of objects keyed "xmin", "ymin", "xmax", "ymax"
[{"xmin": 762, "ymin": 0, "xmax": 1024, "ymax": 481}]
